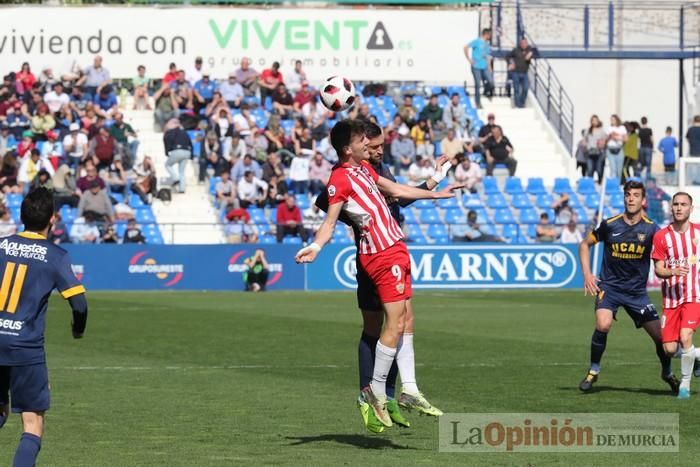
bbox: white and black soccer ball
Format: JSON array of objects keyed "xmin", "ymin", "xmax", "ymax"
[{"xmin": 319, "ymin": 76, "xmax": 356, "ymax": 112}]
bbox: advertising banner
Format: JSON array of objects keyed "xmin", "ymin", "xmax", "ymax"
[
  {"xmin": 0, "ymin": 7, "xmax": 478, "ymax": 83},
  {"xmin": 307, "ymin": 244, "xmax": 584, "ymax": 290}
]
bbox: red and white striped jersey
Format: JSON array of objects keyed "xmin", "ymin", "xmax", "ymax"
[
  {"xmin": 326, "ymin": 161, "xmax": 404, "ymax": 255},
  {"xmin": 652, "ymin": 223, "xmax": 700, "ymax": 308}
]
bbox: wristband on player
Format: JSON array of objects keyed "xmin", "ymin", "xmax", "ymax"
[
  {"xmin": 430, "ymin": 161, "xmax": 452, "ymax": 184},
  {"xmin": 307, "ymin": 242, "xmax": 321, "ymax": 253}
]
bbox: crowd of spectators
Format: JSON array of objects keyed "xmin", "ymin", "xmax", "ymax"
[{"xmin": 0, "ymin": 57, "xmax": 154, "ymax": 243}]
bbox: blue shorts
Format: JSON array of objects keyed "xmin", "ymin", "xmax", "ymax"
[
  {"xmin": 356, "ymin": 259, "xmax": 382, "ymax": 312},
  {"xmin": 0, "ymin": 363, "xmax": 50, "ymax": 413},
  {"xmin": 595, "ymin": 288, "xmax": 659, "ymax": 328}
]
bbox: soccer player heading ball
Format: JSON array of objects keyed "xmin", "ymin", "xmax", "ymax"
[
  {"xmin": 296, "ymin": 119, "xmax": 458, "ymax": 429},
  {"xmin": 0, "ymin": 187, "xmax": 88, "ymax": 466}
]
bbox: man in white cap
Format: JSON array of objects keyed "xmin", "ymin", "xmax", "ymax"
[
  {"xmin": 62, "ymin": 122, "xmax": 88, "ymax": 168},
  {"xmin": 193, "ymin": 68, "xmax": 217, "ymax": 112},
  {"xmin": 390, "ymin": 124, "xmax": 416, "ymax": 174}
]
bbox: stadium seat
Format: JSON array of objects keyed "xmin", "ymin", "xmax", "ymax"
[
  {"xmin": 267, "ymin": 208, "xmax": 277, "ymax": 223},
  {"xmin": 283, "ymin": 236, "xmax": 303, "ymax": 245},
  {"xmin": 406, "ymin": 224, "xmax": 426, "ymax": 243},
  {"xmin": 444, "ymin": 208, "xmax": 466, "ymax": 224},
  {"xmin": 481, "ymin": 224, "xmax": 497, "ymax": 236},
  {"xmin": 255, "ymin": 223, "xmax": 270, "ymax": 235},
  {"xmin": 575, "ymin": 207, "xmax": 589, "ymax": 225},
  {"xmin": 519, "ymin": 208, "xmax": 539, "ymax": 224},
  {"xmin": 437, "ymin": 197, "xmax": 458, "ymax": 209},
  {"xmin": 334, "ymin": 235, "xmax": 352, "ymax": 244},
  {"xmin": 553, "ymin": 178, "xmax": 573, "ymax": 194},
  {"xmin": 504, "ymin": 177, "xmax": 524, "ymax": 195},
  {"xmin": 526, "ymin": 177, "xmax": 547, "ymax": 195},
  {"xmin": 427, "ymin": 223, "xmax": 448, "ymax": 240},
  {"xmin": 540, "ymin": 207, "xmax": 556, "ymax": 221},
  {"xmin": 401, "ymin": 208, "xmax": 417, "ymax": 223},
  {"xmin": 259, "ymin": 235, "xmax": 276, "ymax": 244},
  {"xmin": 6, "ymin": 194, "xmax": 22, "ymax": 207},
  {"xmin": 394, "ymin": 175, "xmax": 407, "ymax": 185},
  {"xmin": 473, "ymin": 207, "xmax": 490, "ymax": 224},
  {"xmin": 510, "ymin": 193, "xmax": 533, "ymax": 209},
  {"xmin": 280, "ymin": 119, "xmax": 295, "ymax": 135},
  {"xmin": 249, "ymin": 208, "xmax": 267, "ymax": 224},
  {"xmin": 483, "ymin": 176, "xmax": 500, "ymax": 194},
  {"xmin": 463, "ymin": 194, "xmax": 483, "ymax": 208},
  {"xmin": 414, "ymin": 199, "xmax": 435, "ymax": 209},
  {"xmin": 577, "ymin": 177, "xmax": 597, "ymax": 195},
  {"xmin": 135, "ymin": 209, "xmax": 154, "ymax": 223},
  {"xmin": 527, "ymin": 224, "xmax": 537, "ymax": 239},
  {"xmin": 535, "ymin": 193, "xmax": 554, "ymax": 209},
  {"xmin": 295, "ymin": 195, "xmax": 309, "ymax": 209},
  {"xmin": 494, "ymin": 208, "xmax": 515, "ymax": 224},
  {"xmin": 610, "ymin": 193, "xmax": 624, "ymax": 209},
  {"xmin": 566, "ymin": 193, "xmax": 582, "ymax": 208},
  {"xmin": 110, "ymin": 193, "xmax": 124, "ymax": 204},
  {"xmin": 605, "ymin": 178, "xmax": 622, "ymax": 195},
  {"xmin": 585, "ymin": 193, "xmax": 601, "ymax": 210},
  {"xmin": 129, "ymin": 193, "xmax": 145, "ymax": 208},
  {"xmin": 603, "ymin": 206, "xmax": 614, "ymax": 218},
  {"xmin": 501, "ymin": 223, "xmax": 519, "ymax": 239},
  {"xmin": 419, "ymin": 209, "xmax": 441, "ymax": 224},
  {"xmin": 209, "ymin": 177, "xmax": 220, "ymax": 196},
  {"xmin": 487, "ymin": 194, "xmax": 508, "ymax": 209}
]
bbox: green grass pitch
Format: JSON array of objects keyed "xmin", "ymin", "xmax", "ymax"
[{"xmin": 1, "ymin": 290, "xmax": 698, "ymax": 466}]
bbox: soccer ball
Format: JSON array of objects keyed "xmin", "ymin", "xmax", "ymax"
[{"xmin": 319, "ymin": 76, "xmax": 356, "ymax": 112}]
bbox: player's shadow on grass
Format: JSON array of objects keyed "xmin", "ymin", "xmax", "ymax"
[
  {"xmin": 286, "ymin": 434, "xmax": 416, "ymax": 450},
  {"xmin": 558, "ymin": 385, "xmax": 672, "ymax": 396}
]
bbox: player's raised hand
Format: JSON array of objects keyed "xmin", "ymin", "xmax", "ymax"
[
  {"xmin": 295, "ymin": 243, "xmax": 321, "ymax": 264},
  {"xmin": 583, "ymin": 274, "xmax": 600, "ymax": 296},
  {"xmin": 439, "ymin": 183, "xmax": 465, "ymax": 194}
]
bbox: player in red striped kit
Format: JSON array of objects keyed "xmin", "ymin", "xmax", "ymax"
[
  {"xmin": 652, "ymin": 192, "xmax": 700, "ymax": 399},
  {"xmin": 295, "ymin": 119, "xmax": 456, "ymax": 427}
]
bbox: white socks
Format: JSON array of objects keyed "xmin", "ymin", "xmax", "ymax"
[
  {"xmin": 370, "ymin": 341, "xmax": 397, "ymax": 399},
  {"xmin": 396, "ymin": 333, "xmax": 419, "ymax": 395},
  {"xmin": 680, "ymin": 346, "xmax": 695, "ymax": 390}
]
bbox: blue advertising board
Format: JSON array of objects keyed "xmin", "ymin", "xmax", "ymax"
[
  {"xmin": 62, "ymin": 244, "xmax": 304, "ymax": 291},
  {"xmin": 306, "ymin": 244, "xmax": 584, "ymax": 290}
]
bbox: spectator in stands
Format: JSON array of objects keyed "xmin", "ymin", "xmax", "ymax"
[
  {"xmin": 101, "ymin": 223, "xmax": 119, "ymax": 244},
  {"xmin": 605, "ymin": 114, "xmax": 627, "ymax": 183},
  {"xmin": 658, "ymin": 126, "xmax": 678, "ymax": 183},
  {"xmin": 215, "ymin": 170, "xmax": 238, "ymax": 210},
  {"xmin": 104, "ymin": 159, "xmax": 128, "ymax": 200},
  {"xmin": 308, "ymin": 151, "xmax": 332, "ymax": 195},
  {"xmin": 391, "ymin": 124, "xmax": 415, "ymax": 174},
  {"xmin": 303, "ymin": 199, "xmax": 325, "ymax": 238},
  {"xmin": 29, "ymin": 168, "xmax": 52, "ymax": 192},
  {"xmin": 302, "ymin": 98, "xmax": 326, "ymax": 128},
  {"xmin": 265, "ymin": 174, "xmax": 288, "ymax": 207},
  {"xmin": 224, "ymin": 131, "xmax": 247, "ymax": 167},
  {"xmin": 398, "ymin": 95, "xmax": 417, "ymax": 127},
  {"xmin": 420, "ymin": 95, "xmax": 444, "ymax": 132},
  {"xmin": 200, "ymin": 131, "xmax": 226, "ymax": 182},
  {"xmin": 163, "ymin": 119, "xmax": 192, "ymax": 193},
  {"xmin": 294, "ymin": 127, "xmax": 315, "ymax": 157},
  {"xmin": 76, "ymin": 160, "xmax": 105, "ymax": 192},
  {"xmin": 132, "ymin": 155, "xmax": 157, "ymax": 205},
  {"xmin": 132, "ymin": 65, "xmax": 151, "ymax": 111},
  {"xmin": 454, "ymin": 155, "xmax": 482, "ymax": 193},
  {"xmin": 261, "ymin": 152, "xmax": 284, "ymax": 183},
  {"xmin": 638, "ymin": 116, "xmax": 653, "ymax": 179},
  {"xmin": 123, "ymin": 219, "xmax": 146, "ymax": 244},
  {"xmin": 232, "ymin": 104, "xmax": 254, "ymax": 135},
  {"xmin": 18, "ymin": 149, "xmax": 54, "ymax": 193},
  {"xmin": 78, "ymin": 178, "xmax": 114, "ymax": 222},
  {"xmin": 265, "ymin": 116, "xmax": 294, "ymax": 164},
  {"xmin": 163, "ymin": 63, "xmax": 178, "ymax": 85},
  {"xmin": 292, "ymin": 81, "xmax": 314, "ymax": 115},
  {"xmin": 69, "ymin": 86, "xmax": 90, "ymax": 114},
  {"xmin": 0, "ymin": 123, "xmax": 16, "ymax": 155},
  {"xmin": 225, "ymin": 208, "xmax": 258, "ymax": 244},
  {"xmin": 536, "ymin": 212, "xmax": 558, "ymax": 242},
  {"xmin": 186, "ymin": 57, "xmax": 204, "ymax": 86},
  {"xmin": 574, "ymin": 130, "xmax": 587, "ymax": 177},
  {"xmin": 271, "ymin": 84, "xmax": 294, "ymax": 119},
  {"xmin": 465, "ymin": 28, "xmax": 494, "ymax": 109},
  {"xmin": 93, "ymin": 86, "xmax": 119, "ymax": 119},
  {"xmin": 622, "ymin": 121, "xmax": 640, "ymax": 182},
  {"xmin": 552, "ymin": 192, "xmax": 574, "ymax": 225},
  {"xmin": 89, "ymin": 126, "xmax": 119, "ymax": 170},
  {"xmin": 52, "ymin": 164, "xmax": 79, "ymax": 208},
  {"xmin": 440, "ymin": 128, "xmax": 467, "ymax": 161},
  {"xmin": 30, "ymin": 103, "xmax": 55, "ymax": 139},
  {"xmin": 259, "ymin": 62, "xmax": 284, "ymax": 103},
  {"xmin": 109, "ymin": 111, "xmax": 139, "ymax": 166},
  {"xmin": 238, "ymin": 170, "xmax": 267, "ymax": 208},
  {"xmin": 645, "ymin": 177, "xmax": 671, "ymax": 225},
  {"xmin": 170, "ymin": 70, "xmax": 194, "ymax": 111},
  {"xmin": 153, "ymin": 85, "xmax": 179, "ymax": 132},
  {"xmin": 41, "ymin": 131, "xmax": 63, "ymax": 168},
  {"xmin": 70, "ymin": 211, "xmax": 100, "ymax": 244},
  {"xmin": 17, "ymin": 131, "xmax": 35, "ymax": 159},
  {"xmin": 63, "ymin": 122, "xmax": 88, "ymax": 168},
  {"xmin": 16, "ymin": 63, "xmax": 36, "ymax": 93},
  {"xmin": 507, "ymin": 37, "xmax": 534, "ymax": 108},
  {"xmin": 7, "ymin": 103, "xmax": 31, "ymax": 140},
  {"xmin": 244, "ymin": 249, "xmax": 268, "ymax": 291},
  {"xmin": 443, "ymin": 93, "xmax": 468, "ymax": 139},
  {"xmin": 484, "ymin": 125, "xmax": 517, "ymax": 176},
  {"xmin": 44, "ymin": 82, "xmax": 70, "ymax": 115},
  {"xmin": 407, "ymin": 156, "xmax": 435, "ymax": 186},
  {"xmin": 452, "ymin": 210, "xmax": 504, "ymax": 242},
  {"xmin": 286, "ymin": 60, "xmax": 307, "ymax": 94},
  {"xmin": 245, "ymin": 125, "xmax": 270, "ymax": 161},
  {"xmin": 478, "ymin": 113, "xmax": 497, "ymax": 147},
  {"xmin": 560, "ymin": 219, "xmax": 582, "ymax": 244},
  {"xmin": 0, "ymin": 207, "xmax": 16, "ymax": 238},
  {"xmin": 276, "ymin": 194, "xmax": 308, "ymax": 243},
  {"xmin": 232, "ymin": 153, "xmax": 262, "ymax": 183},
  {"xmin": 289, "ymin": 152, "xmax": 310, "ymax": 194},
  {"xmin": 584, "ymin": 115, "xmax": 606, "ymax": 184},
  {"xmin": 688, "ymin": 115, "xmax": 700, "ymax": 158},
  {"xmin": 210, "ymin": 104, "xmax": 232, "ymax": 139},
  {"xmin": 81, "ymin": 55, "xmax": 111, "ymax": 98},
  {"xmin": 193, "ymin": 70, "xmax": 218, "ymax": 113},
  {"xmin": 411, "ymin": 118, "xmax": 434, "ymax": 159},
  {"xmin": 219, "ymin": 72, "xmax": 244, "ymax": 109},
  {"xmin": 0, "ymin": 153, "xmax": 19, "ymax": 194},
  {"xmin": 49, "ymin": 213, "xmax": 70, "ymax": 244},
  {"xmin": 235, "ymin": 57, "xmax": 259, "ymax": 97}
]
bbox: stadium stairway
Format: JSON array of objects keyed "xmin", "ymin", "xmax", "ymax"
[
  {"xmin": 122, "ymin": 99, "xmax": 225, "ymax": 244},
  {"xmin": 479, "ymin": 97, "xmax": 575, "ymax": 185}
]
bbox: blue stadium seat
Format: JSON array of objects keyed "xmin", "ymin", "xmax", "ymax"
[
  {"xmin": 334, "ymin": 235, "xmax": 352, "ymax": 244},
  {"xmin": 483, "ymin": 177, "xmax": 500, "ymax": 194},
  {"xmin": 536, "ymin": 193, "xmax": 554, "ymax": 209},
  {"xmin": 510, "ymin": 193, "xmax": 533, "ymax": 209},
  {"xmin": 463, "ymin": 194, "xmax": 483, "ymax": 208},
  {"xmin": 401, "ymin": 208, "xmax": 417, "ymax": 223},
  {"xmin": 519, "ymin": 208, "xmax": 539, "ymax": 224},
  {"xmin": 527, "ymin": 224, "xmax": 537, "ymax": 239},
  {"xmin": 427, "ymin": 223, "xmax": 448, "ymax": 239},
  {"xmin": 610, "ymin": 193, "xmax": 624, "ymax": 209},
  {"xmin": 526, "ymin": 178, "xmax": 547, "ymax": 195},
  {"xmin": 280, "ymin": 119, "xmax": 295, "ymax": 135},
  {"xmin": 209, "ymin": 177, "xmax": 221, "ymax": 196},
  {"xmin": 414, "ymin": 199, "xmax": 435, "ymax": 209},
  {"xmin": 6, "ymin": 194, "xmax": 22, "ymax": 208},
  {"xmin": 255, "ymin": 223, "xmax": 270, "ymax": 235},
  {"xmin": 504, "ymin": 177, "xmax": 524, "ymax": 195},
  {"xmin": 605, "ymin": 178, "xmax": 622, "ymax": 195},
  {"xmin": 283, "ymin": 236, "xmax": 303, "ymax": 245},
  {"xmin": 481, "ymin": 224, "xmax": 497, "ymax": 236},
  {"xmin": 295, "ymin": 195, "xmax": 309, "ymax": 209},
  {"xmin": 540, "ymin": 207, "xmax": 556, "ymax": 221},
  {"xmin": 444, "ymin": 208, "xmax": 466, "ymax": 224},
  {"xmin": 110, "ymin": 193, "xmax": 124, "ymax": 204},
  {"xmin": 566, "ymin": 193, "xmax": 582, "ymax": 208},
  {"xmin": 473, "ymin": 207, "xmax": 490, "ymax": 224},
  {"xmin": 585, "ymin": 193, "xmax": 601, "ymax": 210},
  {"xmin": 419, "ymin": 209, "xmax": 441, "ymax": 224},
  {"xmin": 577, "ymin": 177, "xmax": 597, "ymax": 195},
  {"xmin": 115, "ymin": 222, "xmax": 127, "ymax": 238},
  {"xmin": 575, "ymin": 207, "xmax": 589, "ymax": 225},
  {"xmin": 135, "ymin": 209, "xmax": 154, "ymax": 223},
  {"xmin": 187, "ymin": 130, "xmax": 204, "ymax": 157},
  {"xmin": 129, "ymin": 193, "xmax": 145, "ymax": 208},
  {"xmin": 553, "ymin": 178, "xmax": 573, "ymax": 194},
  {"xmin": 494, "ymin": 208, "xmax": 515, "ymax": 224},
  {"xmin": 430, "ymin": 85, "xmax": 443, "ymax": 96},
  {"xmin": 406, "ymin": 224, "xmax": 426, "ymax": 243},
  {"xmin": 249, "ymin": 208, "xmax": 267, "ymax": 224},
  {"xmin": 267, "ymin": 208, "xmax": 277, "ymax": 223},
  {"xmin": 603, "ymin": 206, "xmax": 615, "ymax": 218},
  {"xmin": 487, "ymin": 194, "xmax": 508, "ymax": 209},
  {"xmin": 259, "ymin": 235, "xmax": 276, "ymax": 244},
  {"xmin": 394, "ymin": 175, "xmax": 407, "ymax": 185},
  {"xmin": 501, "ymin": 223, "xmax": 519, "ymax": 239},
  {"xmin": 433, "ymin": 142, "xmax": 442, "ymax": 157},
  {"xmin": 59, "ymin": 205, "xmax": 76, "ymax": 222},
  {"xmin": 437, "ymin": 197, "xmax": 458, "ymax": 209}
]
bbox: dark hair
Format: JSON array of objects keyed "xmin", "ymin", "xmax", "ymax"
[
  {"xmin": 641, "ymin": 116, "xmax": 648, "ymax": 125},
  {"xmin": 138, "ymin": 65, "xmax": 145, "ymax": 71},
  {"xmin": 482, "ymin": 28, "xmax": 491, "ymax": 35},
  {"xmin": 672, "ymin": 192, "xmax": 693, "ymax": 204},
  {"xmin": 588, "ymin": 114, "xmax": 602, "ymax": 134},
  {"xmin": 623, "ymin": 180, "xmax": 645, "ymax": 198},
  {"xmin": 330, "ymin": 119, "xmax": 365, "ymax": 156},
  {"xmin": 364, "ymin": 121, "xmax": 382, "ymax": 139},
  {"xmin": 540, "ymin": 212, "xmax": 549, "ymax": 219},
  {"xmin": 21, "ymin": 187, "xmax": 54, "ymax": 232},
  {"xmin": 666, "ymin": 126, "xmax": 673, "ymax": 133}
]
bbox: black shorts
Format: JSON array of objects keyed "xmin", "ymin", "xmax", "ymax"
[
  {"xmin": 594, "ymin": 288, "xmax": 659, "ymax": 329},
  {"xmin": 356, "ymin": 259, "xmax": 382, "ymax": 312},
  {"xmin": 0, "ymin": 363, "xmax": 50, "ymax": 413}
]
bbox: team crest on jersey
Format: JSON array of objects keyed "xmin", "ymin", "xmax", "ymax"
[
  {"xmin": 694, "ymin": 238, "xmax": 699, "ymax": 246},
  {"xmin": 396, "ymin": 282, "xmax": 405, "ymax": 294},
  {"xmin": 637, "ymin": 233, "xmax": 646, "ymax": 242},
  {"xmin": 328, "ymin": 185, "xmax": 336, "ymax": 196}
]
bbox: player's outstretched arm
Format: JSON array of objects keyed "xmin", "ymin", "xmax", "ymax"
[
  {"xmin": 654, "ymin": 259, "xmax": 689, "ymax": 279},
  {"xmin": 295, "ymin": 202, "xmax": 342, "ymax": 264},
  {"xmin": 377, "ymin": 175, "xmax": 456, "ymax": 201},
  {"xmin": 397, "ymin": 156, "xmax": 457, "ymax": 207},
  {"xmin": 68, "ymin": 293, "xmax": 88, "ymax": 339},
  {"xmin": 578, "ymin": 236, "xmax": 600, "ymax": 296}
]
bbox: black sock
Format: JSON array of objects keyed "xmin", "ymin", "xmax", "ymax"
[
  {"xmin": 590, "ymin": 329, "xmax": 608, "ymax": 372},
  {"xmin": 656, "ymin": 341, "xmax": 672, "ymax": 377},
  {"xmin": 358, "ymin": 332, "xmax": 379, "ymax": 390}
]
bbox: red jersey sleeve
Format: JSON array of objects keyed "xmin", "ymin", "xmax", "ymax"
[
  {"xmin": 362, "ymin": 161, "xmax": 379, "ymax": 182},
  {"xmin": 651, "ymin": 228, "xmax": 668, "ymax": 262},
  {"xmin": 326, "ymin": 170, "xmax": 352, "ymax": 205}
]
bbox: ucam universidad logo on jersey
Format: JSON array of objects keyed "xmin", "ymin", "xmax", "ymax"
[
  {"xmin": 128, "ymin": 251, "xmax": 184, "ymax": 287},
  {"xmin": 227, "ymin": 250, "xmax": 283, "ymax": 286},
  {"xmin": 332, "ymin": 245, "xmax": 580, "ymax": 289}
]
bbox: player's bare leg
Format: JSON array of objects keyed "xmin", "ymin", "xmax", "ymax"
[
  {"xmin": 580, "ymin": 309, "xmax": 613, "ymax": 392},
  {"xmin": 396, "ymin": 299, "xmax": 443, "ymax": 417},
  {"xmin": 641, "ymin": 320, "xmax": 680, "ymax": 394},
  {"xmin": 13, "ymin": 411, "xmax": 44, "ymax": 467}
]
